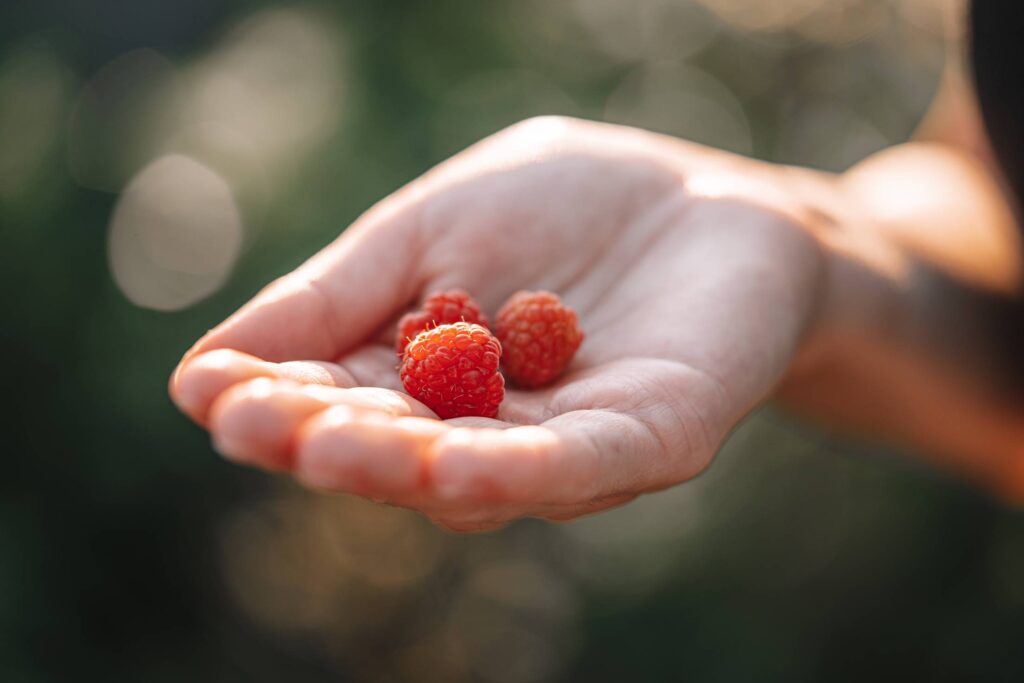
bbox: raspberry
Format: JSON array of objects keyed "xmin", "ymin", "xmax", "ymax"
[
  {"xmin": 400, "ymin": 322, "xmax": 504, "ymax": 419},
  {"xmin": 395, "ymin": 289, "xmax": 489, "ymax": 355},
  {"xmin": 495, "ymin": 290, "xmax": 583, "ymax": 388}
]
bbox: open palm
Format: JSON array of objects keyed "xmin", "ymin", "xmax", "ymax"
[{"xmin": 171, "ymin": 117, "xmax": 824, "ymax": 531}]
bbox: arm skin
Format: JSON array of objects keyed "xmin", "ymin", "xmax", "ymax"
[{"xmin": 169, "ymin": 92, "xmax": 1024, "ymax": 529}]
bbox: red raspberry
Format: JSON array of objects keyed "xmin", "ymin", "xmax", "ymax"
[
  {"xmin": 495, "ymin": 291, "xmax": 583, "ymax": 388},
  {"xmin": 395, "ymin": 289, "xmax": 489, "ymax": 355},
  {"xmin": 400, "ymin": 322, "xmax": 504, "ymax": 419}
]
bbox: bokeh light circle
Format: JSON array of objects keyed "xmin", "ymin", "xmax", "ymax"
[{"xmin": 108, "ymin": 154, "xmax": 243, "ymax": 311}]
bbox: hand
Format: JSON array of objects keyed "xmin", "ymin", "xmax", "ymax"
[{"xmin": 169, "ymin": 117, "xmax": 825, "ymax": 531}]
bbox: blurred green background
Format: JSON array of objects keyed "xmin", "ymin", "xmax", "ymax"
[{"xmin": 4, "ymin": 0, "xmax": 1024, "ymax": 680}]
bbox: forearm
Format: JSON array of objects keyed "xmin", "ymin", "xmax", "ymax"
[{"xmin": 777, "ymin": 142, "xmax": 1024, "ymax": 499}]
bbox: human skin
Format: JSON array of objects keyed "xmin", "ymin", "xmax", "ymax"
[{"xmin": 169, "ymin": 115, "xmax": 1024, "ymax": 532}]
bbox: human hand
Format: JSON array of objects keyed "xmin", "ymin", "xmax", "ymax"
[{"xmin": 170, "ymin": 117, "xmax": 826, "ymax": 531}]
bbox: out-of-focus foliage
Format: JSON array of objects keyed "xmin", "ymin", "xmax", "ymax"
[{"xmin": 4, "ymin": 0, "xmax": 1024, "ymax": 681}]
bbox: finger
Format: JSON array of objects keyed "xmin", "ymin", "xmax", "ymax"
[
  {"xmin": 170, "ymin": 348, "xmax": 359, "ymax": 425},
  {"xmin": 208, "ymin": 378, "xmax": 434, "ymax": 470},
  {"xmin": 294, "ymin": 405, "xmax": 452, "ymax": 501},
  {"xmin": 428, "ymin": 359, "xmax": 725, "ymax": 506},
  {"xmin": 179, "ymin": 194, "xmax": 424, "ymax": 366},
  {"xmin": 425, "ymin": 417, "xmax": 642, "ymax": 505},
  {"xmin": 293, "ymin": 409, "xmax": 515, "ymax": 512},
  {"xmin": 294, "ymin": 405, "xmax": 564, "ymax": 510},
  {"xmin": 292, "ymin": 360, "xmax": 721, "ymax": 513}
]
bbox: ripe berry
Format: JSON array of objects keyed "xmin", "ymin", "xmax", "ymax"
[
  {"xmin": 495, "ymin": 290, "xmax": 583, "ymax": 388},
  {"xmin": 395, "ymin": 289, "xmax": 489, "ymax": 355},
  {"xmin": 400, "ymin": 322, "xmax": 504, "ymax": 419}
]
